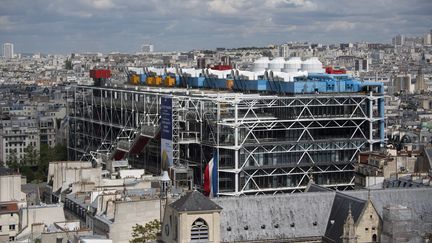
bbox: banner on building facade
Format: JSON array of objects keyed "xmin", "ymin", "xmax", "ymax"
[{"xmin": 161, "ymin": 97, "xmax": 173, "ymax": 168}]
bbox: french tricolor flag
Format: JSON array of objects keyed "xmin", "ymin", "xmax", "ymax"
[{"xmin": 203, "ymin": 152, "xmax": 218, "ymax": 197}]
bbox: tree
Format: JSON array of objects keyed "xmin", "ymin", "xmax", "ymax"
[
  {"xmin": 23, "ymin": 145, "xmax": 39, "ymax": 166},
  {"xmin": 65, "ymin": 59, "xmax": 73, "ymax": 70},
  {"xmin": 261, "ymin": 50, "xmax": 273, "ymax": 58},
  {"xmin": 37, "ymin": 144, "xmax": 67, "ymax": 182},
  {"xmin": 130, "ymin": 219, "xmax": 161, "ymax": 243},
  {"xmin": 53, "ymin": 144, "xmax": 67, "ymax": 161},
  {"xmin": 6, "ymin": 150, "xmax": 19, "ymax": 171},
  {"xmin": 10, "ymin": 144, "xmax": 68, "ymax": 183}
]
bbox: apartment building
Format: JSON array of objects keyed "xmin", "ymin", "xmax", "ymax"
[{"xmin": 0, "ymin": 117, "xmax": 40, "ymax": 165}]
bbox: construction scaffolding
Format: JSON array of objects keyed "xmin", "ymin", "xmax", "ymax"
[{"xmin": 67, "ymin": 84, "xmax": 384, "ymax": 196}]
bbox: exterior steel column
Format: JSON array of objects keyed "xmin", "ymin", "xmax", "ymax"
[
  {"xmin": 234, "ymin": 101, "xmax": 239, "ymax": 196},
  {"xmin": 216, "ymin": 101, "xmax": 221, "ymax": 197},
  {"xmin": 369, "ymin": 91, "xmax": 373, "ymax": 151}
]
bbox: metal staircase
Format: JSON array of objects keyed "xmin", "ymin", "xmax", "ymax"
[{"xmin": 107, "ymin": 123, "xmax": 161, "ymax": 161}]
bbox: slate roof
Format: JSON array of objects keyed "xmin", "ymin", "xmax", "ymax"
[
  {"xmin": 343, "ymin": 188, "xmax": 432, "ymax": 234},
  {"xmin": 305, "ymin": 182, "xmax": 334, "ymax": 193},
  {"xmin": 163, "ymin": 185, "xmax": 432, "ymax": 243},
  {"xmin": 324, "ymin": 193, "xmax": 367, "ymax": 243},
  {"xmin": 212, "ymin": 187, "xmax": 432, "ymax": 242},
  {"xmin": 425, "ymin": 147, "xmax": 432, "ymax": 169},
  {"xmin": 170, "ymin": 190, "xmax": 222, "ymax": 212},
  {"xmin": 214, "ymin": 192, "xmax": 335, "ymax": 242},
  {"xmin": 21, "ymin": 182, "xmax": 46, "ymax": 194},
  {"xmin": 0, "ymin": 167, "xmax": 15, "ymax": 176}
]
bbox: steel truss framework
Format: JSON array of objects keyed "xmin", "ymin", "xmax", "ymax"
[{"xmin": 68, "ymin": 85, "xmax": 384, "ymax": 196}]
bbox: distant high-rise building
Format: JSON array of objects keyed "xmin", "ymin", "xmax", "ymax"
[
  {"xmin": 393, "ymin": 74, "xmax": 413, "ymax": 94},
  {"xmin": 415, "ymin": 68, "xmax": 426, "ymax": 92},
  {"xmin": 392, "ymin": 35, "xmax": 405, "ymax": 46},
  {"xmin": 278, "ymin": 44, "xmax": 290, "ymax": 58},
  {"xmin": 424, "ymin": 33, "xmax": 432, "ymax": 45},
  {"xmin": 3, "ymin": 43, "xmax": 14, "ymax": 58},
  {"xmin": 197, "ymin": 57, "xmax": 206, "ymax": 69},
  {"xmin": 141, "ymin": 44, "xmax": 154, "ymax": 53},
  {"xmin": 220, "ymin": 56, "xmax": 231, "ymax": 66},
  {"xmin": 355, "ymin": 58, "xmax": 369, "ymax": 72}
]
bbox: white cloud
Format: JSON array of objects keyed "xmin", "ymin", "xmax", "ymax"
[
  {"xmin": 266, "ymin": 0, "xmax": 316, "ymax": 10},
  {"xmin": 207, "ymin": 0, "xmax": 252, "ymax": 15},
  {"xmin": 46, "ymin": 0, "xmax": 117, "ymax": 18},
  {"xmin": 82, "ymin": 0, "xmax": 115, "ymax": 10},
  {"xmin": 207, "ymin": 0, "xmax": 316, "ymax": 15},
  {"xmin": 0, "ymin": 16, "xmax": 13, "ymax": 30},
  {"xmin": 324, "ymin": 21, "xmax": 356, "ymax": 31},
  {"xmin": 1, "ymin": 0, "xmax": 431, "ymax": 53}
]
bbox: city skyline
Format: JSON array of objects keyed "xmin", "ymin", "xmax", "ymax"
[
  {"xmin": 0, "ymin": 1, "xmax": 432, "ymax": 241},
  {"xmin": 0, "ymin": 0, "xmax": 431, "ymax": 54}
]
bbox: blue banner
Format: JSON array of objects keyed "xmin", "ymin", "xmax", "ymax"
[
  {"xmin": 161, "ymin": 97, "xmax": 172, "ymax": 140},
  {"xmin": 161, "ymin": 97, "xmax": 173, "ymax": 167},
  {"xmin": 212, "ymin": 151, "xmax": 218, "ymax": 197}
]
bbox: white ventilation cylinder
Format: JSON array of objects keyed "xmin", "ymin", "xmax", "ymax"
[
  {"xmin": 282, "ymin": 57, "xmax": 302, "ymax": 73},
  {"xmin": 268, "ymin": 57, "xmax": 285, "ymax": 72},
  {"xmin": 253, "ymin": 57, "xmax": 270, "ymax": 72},
  {"xmin": 301, "ymin": 57, "xmax": 324, "ymax": 73}
]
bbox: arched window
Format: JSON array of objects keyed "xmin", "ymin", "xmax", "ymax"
[
  {"xmin": 372, "ymin": 234, "xmax": 377, "ymax": 242},
  {"xmin": 191, "ymin": 218, "xmax": 209, "ymax": 242}
]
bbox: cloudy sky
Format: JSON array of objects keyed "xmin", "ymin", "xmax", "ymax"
[{"xmin": 0, "ymin": 0, "xmax": 431, "ymax": 54}]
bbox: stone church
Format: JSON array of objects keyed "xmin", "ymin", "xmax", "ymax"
[{"xmin": 161, "ymin": 185, "xmax": 432, "ymax": 243}]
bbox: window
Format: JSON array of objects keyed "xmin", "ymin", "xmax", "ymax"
[
  {"xmin": 372, "ymin": 227, "xmax": 376, "ymax": 230},
  {"xmin": 191, "ymin": 218, "xmax": 209, "ymax": 242},
  {"xmin": 9, "ymin": 224, "xmax": 15, "ymax": 231},
  {"xmin": 0, "ymin": 225, "xmax": 2, "ymax": 231},
  {"xmin": 9, "ymin": 236, "xmax": 14, "ymax": 241},
  {"xmin": 372, "ymin": 234, "xmax": 377, "ymax": 242},
  {"xmin": 365, "ymin": 227, "xmax": 369, "ymax": 231}
]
